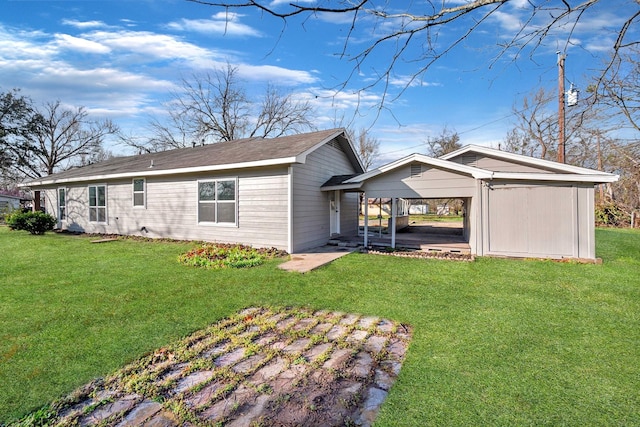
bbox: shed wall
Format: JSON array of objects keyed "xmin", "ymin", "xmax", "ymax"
[{"xmin": 483, "ymin": 181, "xmax": 584, "ymax": 258}]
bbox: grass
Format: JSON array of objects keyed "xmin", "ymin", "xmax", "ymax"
[{"xmin": 1, "ymin": 226, "xmax": 639, "ymax": 425}]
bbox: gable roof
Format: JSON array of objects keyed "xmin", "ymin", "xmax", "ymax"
[
  {"xmin": 441, "ymin": 144, "xmax": 615, "ymax": 176},
  {"xmin": 23, "ymin": 128, "xmax": 363, "ymax": 187},
  {"xmin": 331, "ymin": 145, "xmax": 618, "ymax": 189},
  {"xmin": 344, "ymin": 153, "xmax": 494, "ymax": 184}
]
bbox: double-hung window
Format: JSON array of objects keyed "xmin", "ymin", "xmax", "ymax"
[
  {"xmin": 198, "ymin": 179, "xmax": 236, "ymax": 224},
  {"xmin": 88, "ymin": 185, "xmax": 107, "ymax": 222},
  {"xmin": 133, "ymin": 178, "xmax": 145, "ymax": 207},
  {"xmin": 58, "ymin": 188, "xmax": 66, "ymax": 221}
]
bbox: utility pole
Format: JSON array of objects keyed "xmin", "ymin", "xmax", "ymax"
[{"xmin": 557, "ymin": 51, "xmax": 566, "ymax": 163}]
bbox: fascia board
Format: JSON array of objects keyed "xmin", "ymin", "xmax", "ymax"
[
  {"xmin": 491, "ymin": 172, "xmax": 620, "ymax": 183},
  {"xmin": 20, "ymin": 156, "xmax": 298, "ymax": 188},
  {"xmin": 321, "ymin": 182, "xmax": 363, "ymax": 191}
]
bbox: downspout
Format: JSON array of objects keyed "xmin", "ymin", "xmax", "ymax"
[
  {"xmin": 391, "ymin": 197, "xmax": 397, "ymax": 249},
  {"xmin": 364, "ymin": 193, "xmax": 368, "ymax": 247},
  {"xmin": 287, "ymin": 166, "xmax": 293, "ymax": 253}
]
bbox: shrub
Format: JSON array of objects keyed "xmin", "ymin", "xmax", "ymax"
[
  {"xmin": 6, "ymin": 211, "xmax": 57, "ymax": 235},
  {"xmin": 595, "ymin": 202, "xmax": 628, "ymax": 227},
  {"xmin": 178, "ymin": 243, "xmax": 286, "ymax": 269}
]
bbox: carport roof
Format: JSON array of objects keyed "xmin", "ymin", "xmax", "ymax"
[
  {"xmin": 441, "ymin": 144, "xmax": 617, "ymax": 177},
  {"xmin": 323, "ymin": 146, "xmax": 618, "ymax": 190},
  {"xmin": 344, "ymin": 153, "xmax": 494, "ymax": 183}
]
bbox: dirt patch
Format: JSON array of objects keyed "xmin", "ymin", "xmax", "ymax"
[{"xmin": 18, "ymin": 307, "xmax": 412, "ymax": 427}]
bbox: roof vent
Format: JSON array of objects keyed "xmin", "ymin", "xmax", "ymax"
[
  {"xmin": 149, "ymin": 160, "xmax": 154, "ymax": 168},
  {"xmin": 410, "ymin": 164, "xmax": 422, "ymax": 178}
]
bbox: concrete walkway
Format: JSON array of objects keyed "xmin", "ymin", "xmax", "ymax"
[{"xmin": 278, "ymin": 245, "xmax": 357, "ymax": 273}]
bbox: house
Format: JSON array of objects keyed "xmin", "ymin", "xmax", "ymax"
[
  {"xmin": 324, "ymin": 144, "xmax": 618, "ymax": 260},
  {"xmin": 23, "ymin": 128, "xmax": 618, "ymax": 260},
  {"xmin": 0, "ymin": 194, "xmax": 22, "ymax": 212},
  {"xmin": 22, "ymin": 129, "xmax": 364, "ymax": 253}
]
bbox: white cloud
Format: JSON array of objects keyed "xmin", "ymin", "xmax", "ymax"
[
  {"xmin": 491, "ymin": 10, "xmax": 524, "ymax": 32},
  {"xmin": 54, "ymin": 34, "xmax": 111, "ymax": 54},
  {"xmin": 236, "ymin": 63, "xmax": 318, "ymax": 85},
  {"xmin": 167, "ymin": 13, "xmax": 261, "ymax": 37},
  {"xmin": 84, "ymin": 30, "xmax": 223, "ymax": 66},
  {"xmin": 61, "ymin": 19, "xmax": 107, "ymax": 29}
]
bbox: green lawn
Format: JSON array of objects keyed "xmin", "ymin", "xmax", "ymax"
[{"xmin": 1, "ymin": 226, "xmax": 639, "ymax": 425}]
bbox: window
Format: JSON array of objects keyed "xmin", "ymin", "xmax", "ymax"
[
  {"xmin": 198, "ymin": 179, "xmax": 236, "ymax": 224},
  {"xmin": 58, "ymin": 188, "xmax": 66, "ymax": 221},
  {"xmin": 88, "ymin": 185, "xmax": 107, "ymax": 222},
  {"xmin": 133, "ymin": 178, "xmax": 145, "ymax": 207}
]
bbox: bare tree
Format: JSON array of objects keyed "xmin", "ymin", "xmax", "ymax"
[
  {"xmin": 187, "ymin": 1, "xmax": 640, "ymax": 110},
  {"xmin": 252, "ymin": 84, "xmax": 314, "ymax": 139},
  {"xmin": 425, "ymin": 127, "xmax": 462, "ymax": 157},
  {"xmin": 346, "ymin": 127, "xmax": 380, "ymax": 171},
  {"xmin": 133, "ymin": 64, "xmax": 315, "ymax": 152},
  {"xmin": 505, "ymin": 87, "xmax": 605, "ymax": 166},
  {"xmin": 507, "ymin": 88, "xmax": 557, "ymax": 160},
  {"xmin": 4, "ymin": 100, "xmax": 118, "ymax": 179}
]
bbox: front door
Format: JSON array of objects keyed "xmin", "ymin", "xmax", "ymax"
[{"xmin": 329, "ymin": 190, "xmax": 340, "ymax": 236}]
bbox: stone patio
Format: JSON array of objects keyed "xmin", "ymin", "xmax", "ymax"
[{"xmin": 36, "ymin": 307, "xmax": 412, "ymax": 427}]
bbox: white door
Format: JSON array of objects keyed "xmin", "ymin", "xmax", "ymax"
[{"xmin": 329, "ymin": 190, "xmax": 340, "ymax": 236}]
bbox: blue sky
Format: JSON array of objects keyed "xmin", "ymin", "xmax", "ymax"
[{"xmin": 1, "ymin": 0, "xmax": 635, "ymax": 165}]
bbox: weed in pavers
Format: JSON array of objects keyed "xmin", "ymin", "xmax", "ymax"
[
  {"xmin": 214, "ymin": 347, "xmax": 246, "ymax": 368},
  {"xmin": 16, "ymin": 306, "xmax": 411, "ymax": 427},
  {"xmin": 358, "ymin": 316, "xmax": 380, "ymax": 329},
  {"xmin": 364, "ymin": 335, "xmax": 388, "ymax": 354},
  {"xmin": 283, "ymin": 337, "xmax": 312, "ymax": 354},
  {"xmin": 349, "ymin": 352, "xmax": 375, "ymax": 379},
  {"xmin": 339, "ymin": 313, "xmax": 360, "ymax": 326},
  {"xmin": 114, "ymin": 399, "xmax": 163, "ymax": 427},
  {"xmin": 322, "ymin": 348, "xmax": 353, "ymax": 370},
  {"xmin": 326, "ymin": 324, "xmax": 348, "ymax": 341},
  {"xmin": 310, "ymin": 322, "xmax": 333, "ymax": 334},
  {"xmin": 345, "ymin": 329, "xmax": 369, "ymax": 344}
]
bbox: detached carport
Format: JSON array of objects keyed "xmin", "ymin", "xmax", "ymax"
[{"xmin": 323, "ymin": 145, "xmax": 618, "ymax": 260}]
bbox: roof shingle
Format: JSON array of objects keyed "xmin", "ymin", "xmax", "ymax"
[{"xmin": 25, "ymin": 129, "xmax": 346, "ymax": 186}]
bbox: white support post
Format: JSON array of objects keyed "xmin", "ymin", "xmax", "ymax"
[
  {"xmin": 363, "ymin": 194, "xmax": 368, "ymax": 247},
  {"xmin": 391, "ymin": 197, "xmax": 397, "ymax": 249}
]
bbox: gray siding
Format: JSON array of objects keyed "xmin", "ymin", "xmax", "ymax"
[
  {"xmin": 291, "ymin": 140, "xmax": 358, "ymax": 252},
  {"xmin": 362, "ymin": 163, "xmax": 476, "ymax": 198},
  {"xmin": 45, "ymin": 166, "xmax": 290, "ymax": 250},
  {"xmin": 483, "ymin": 182, "xmax": 578, "ymax": 258}
]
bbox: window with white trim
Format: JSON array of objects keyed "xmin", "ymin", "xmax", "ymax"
[
  {"xmin": 88, "ymin": 185, "xmax": 107, "ymax": 222},
  {"xmin": 198, "ymin": 179, "xmax": 236, "ymax": 224},
  {"xmin": 58, "ymin": 188, "xmax": 66, "ymax": 220},
  {"xmin": 133, "ymin": 178, "xmax": 145, "ymax": 207}
]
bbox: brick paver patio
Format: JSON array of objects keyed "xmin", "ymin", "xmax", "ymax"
[{"xmin": 36, "ymin": 306, "xmax": 412, "ymax": 427}]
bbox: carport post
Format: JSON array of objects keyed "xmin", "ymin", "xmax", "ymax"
[
  {"xmin": 391, "ymin": 197, "xmax": 397, "ymax": 249},
  {"xmin": 363, "ymin": 195, "xmax": 369, "ymax": 247}
]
